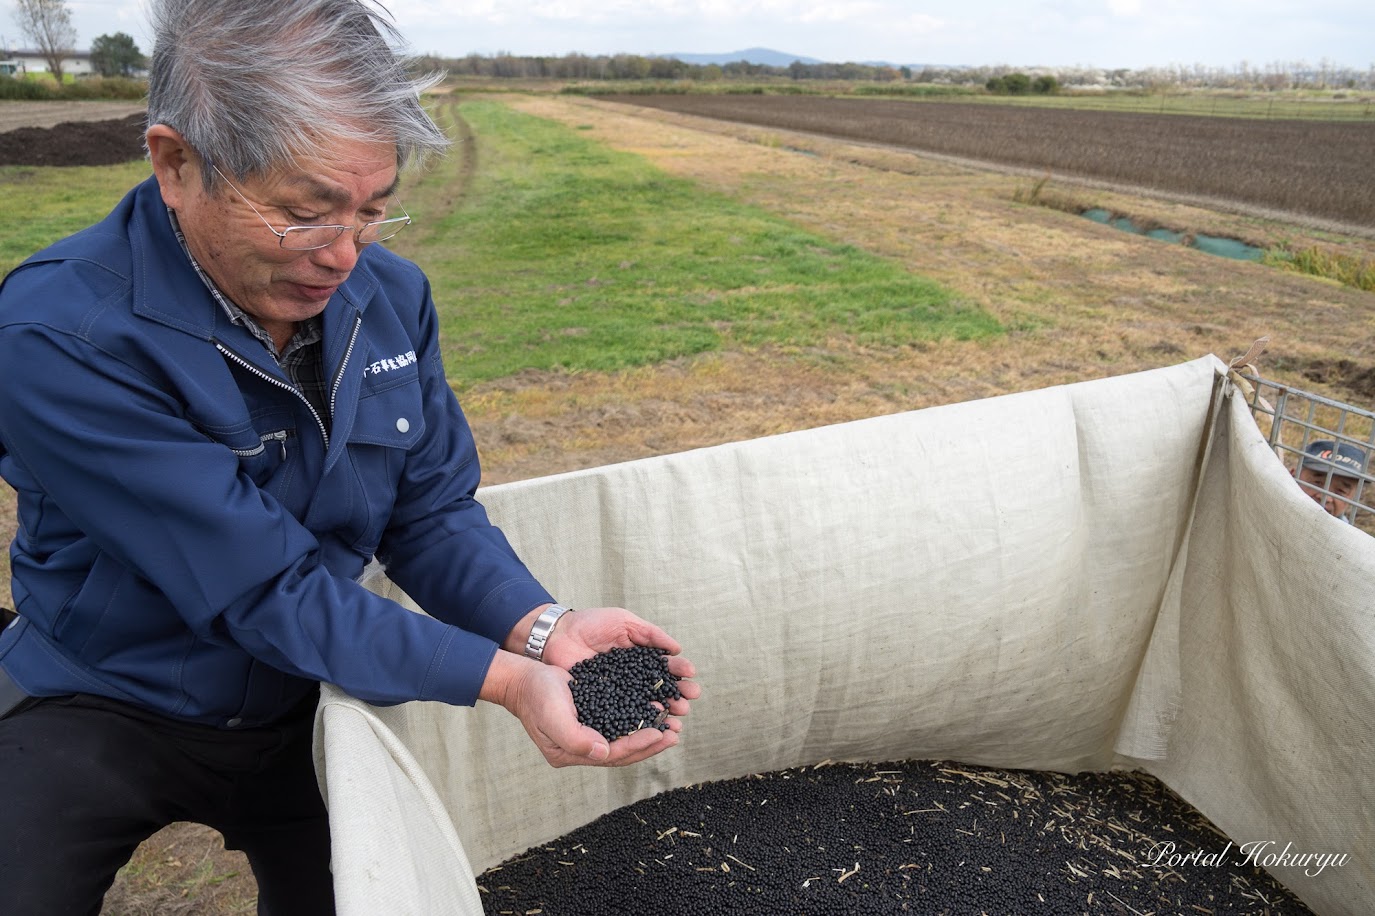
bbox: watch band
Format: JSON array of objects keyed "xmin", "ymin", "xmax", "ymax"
[{"xmin": 524, "ymin": 604, "xmax": 572, "ymax": 661}]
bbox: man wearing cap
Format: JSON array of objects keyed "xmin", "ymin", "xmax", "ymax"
[{"xmin": 1294, "ymin": 439, "xmax": 1370, "ymax": 521}]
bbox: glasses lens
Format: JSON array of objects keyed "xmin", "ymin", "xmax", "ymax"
[
  {"xmin": 281, "ymin": 226, "xmax": 349, "ymax": 251},
  {"xmin": 357, "ymin": 217, "xmax": 410, "ymax": 245}
]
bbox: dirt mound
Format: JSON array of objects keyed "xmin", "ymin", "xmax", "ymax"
[
  {"xmin": 0, "ymin": 113, "xmax": 146, "ymax": 167},
  {"xmin": 1300, "ymin": 358, "xmax": 1375, "ymax": 402}
]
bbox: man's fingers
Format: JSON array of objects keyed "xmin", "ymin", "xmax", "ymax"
[
  {"xmin": 605, "ymin": 728, "xmax": 678, "ymax": 766},
  {"xmin": 548, "ymin": 721, "xmax": 681, "ymax": 768},
  {"xmin": 674, "ymin": 678, "xmax": 702, "ymax": 700},
  {"xmin": 570, "ymin": 724, "xmax": 611, "ymax": 761}
]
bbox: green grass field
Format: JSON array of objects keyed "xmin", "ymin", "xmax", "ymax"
[
  {"xmin": 0, "ymin": 101, "xmax": 999, "ymax": 390},
  {"xmin": 0, "ymin": 161, "xmax": 150, "ymax": 275},
  {"xmin": 396, "ymin": 100, "xmax": 999, "ymax": 386}
]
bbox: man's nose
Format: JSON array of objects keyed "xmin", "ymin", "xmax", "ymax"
[{"xmin": 311, "ymin": 227, "xmax": 361, "ymax": 272}]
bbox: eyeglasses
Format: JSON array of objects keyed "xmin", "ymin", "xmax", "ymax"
[{"xmin": 210, "ymin": 163, "xmax": 411, "ymax": 251}]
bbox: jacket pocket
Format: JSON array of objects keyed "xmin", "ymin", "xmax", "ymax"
[
  {"xmin": 334, "ymin": 372, "xmax": 426, "ymax": 554},
  {"xmin": 349, "ymin": 370, "xmax": 426, "ymax": 449},
  {"xmin": 231, "ymin": 427, "xmax": 293, "ymax": 488},
  {"xmin": 210, "ymin": 407, "xmax": 297, "ymax": 493}
]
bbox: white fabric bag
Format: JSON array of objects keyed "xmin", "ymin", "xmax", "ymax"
[{"xmin": 316, "ymin": 355, "xmax": 1372, "ymax": 915}]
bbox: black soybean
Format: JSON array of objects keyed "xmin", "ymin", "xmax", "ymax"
[
  {"xmin": 478, "ymin": 759, "xmax": 1316, "ymax": 915},
  {"xmin": 568, "ymin": 645, "xmax": 681, "ymax": 743}
]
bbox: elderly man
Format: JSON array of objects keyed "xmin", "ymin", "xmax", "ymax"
[
  {"xmin": 1294, "ymin": 439, "xmax": 1370, "ymax": 521},
  {"xmin": 0, "ymin": 1, "xmax": 697, "ymax": 913}
]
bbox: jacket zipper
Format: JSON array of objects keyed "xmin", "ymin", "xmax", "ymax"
[
  {"xmin": 213, "ymin": 312, "xmax": 362, "ymax": 455},
  {"xmin": 331, "ymin": 313, "xmax": 362, "ymax": 423},
  {"xmin": 215, "ymin": 341, "xmax": 331, "ymax": 450},
  {"xmin": 227, "ymin": 429, "xmax": 291, "ymax": 461}
]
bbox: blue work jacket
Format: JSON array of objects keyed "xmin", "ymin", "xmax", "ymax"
[{"xmin": 0, "ymin": 177, "xmax": 553, "ymax": 727}]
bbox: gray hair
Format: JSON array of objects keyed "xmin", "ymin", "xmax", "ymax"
[{"xmin": 147, "ymin": 0, "xmax": 449, "ymax": 186}]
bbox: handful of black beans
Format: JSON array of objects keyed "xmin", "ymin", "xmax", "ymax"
[{"xmin": 569, "ymin": 645, "xmax": 682, "ymax": 742}]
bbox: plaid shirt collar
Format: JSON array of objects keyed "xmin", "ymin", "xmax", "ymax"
[{"xmin": 166, "ymin": 207, "xmax": 322, "ymax": 362}]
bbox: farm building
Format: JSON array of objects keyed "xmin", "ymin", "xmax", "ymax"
[{"xmin": 0, "ymin": 48, "xmax": 94, "ymax": 77}]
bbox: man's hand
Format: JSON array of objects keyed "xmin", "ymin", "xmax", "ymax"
[
  {"xmin": 480, "ymin": 650, "xmax": 683, "ymax": 768},
  {"xmin": 541, "ymin": 606, "xmax": 701, "ymax": 719}
]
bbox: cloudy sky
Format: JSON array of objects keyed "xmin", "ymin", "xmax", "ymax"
[{"xmin": 36, "ymin": 1, "xmax": 1375, "ymax": 71}]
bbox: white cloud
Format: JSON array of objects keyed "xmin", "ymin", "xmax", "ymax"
[
  {"xmin": 59, "ymin": 0, "xmax": 1375, "ymax": 71},
  {"xmin": 65, "ymin": 0, "xmax": 152, "ymax": 44},
  {"xmin": 418, "ymin": 0, "xmax": 914, "ymax": 26},
  {"xmin": 896, "ymin": 13, "xmax": 945, "ymax": 35},
  {"xmin": 797, "ymin": 3, "xmax": 888, "ymax": 24}
]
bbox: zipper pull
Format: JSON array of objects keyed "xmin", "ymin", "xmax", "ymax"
[{"xmin": 261, "ymin": 429, "xmax": 289, "ymax": 461}]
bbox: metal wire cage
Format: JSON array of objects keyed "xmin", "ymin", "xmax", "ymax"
[{"xmin": 1236, "ymin": 371, "xmax": 1374, "ymax": 532}]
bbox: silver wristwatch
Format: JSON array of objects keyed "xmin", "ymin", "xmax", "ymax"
[{"xmin": 524, "ymin": 604, "xmax": 573, "ymax": 661}]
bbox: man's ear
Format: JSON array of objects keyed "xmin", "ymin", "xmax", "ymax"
[{"xmin": 146, "ymin": 124, "xmax": 199, "ymax": 210}]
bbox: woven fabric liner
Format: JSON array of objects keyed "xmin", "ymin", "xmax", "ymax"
[{"xmin": 314, "ymin": 355, "xmax": 1373, "ymax": 916}]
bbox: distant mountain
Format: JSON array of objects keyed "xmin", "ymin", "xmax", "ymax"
[{"xmin": 663, "ymin": 47, "xmax": 823, "ymax": 67}]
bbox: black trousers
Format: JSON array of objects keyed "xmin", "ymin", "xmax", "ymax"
[{"xmin": 0, "ymin": 687, "xmax": 335, "ymax": 916}]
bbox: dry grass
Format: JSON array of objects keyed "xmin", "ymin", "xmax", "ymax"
[
  {"xmin": 0, "ymin": 92, "xmax": 1369, "ymax": 913},
  {"xmin": 100, "ymin": 825, "xmax": 256, "ymax": 916}
]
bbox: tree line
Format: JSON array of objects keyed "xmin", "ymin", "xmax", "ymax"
[{"xmin": 426, "ymin": 51, "xmax": 1375, "ymax": 92}]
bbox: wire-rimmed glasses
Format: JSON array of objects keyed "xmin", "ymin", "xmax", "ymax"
[{"xmin": 210, "ymin": 163, "xmax": 411, "ymax": 251}]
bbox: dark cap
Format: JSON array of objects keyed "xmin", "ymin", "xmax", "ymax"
[{"xmin": 1300, "ymin": 440, "xmax": 1368, "ymax": 478}]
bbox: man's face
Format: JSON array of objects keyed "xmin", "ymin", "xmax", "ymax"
[
  {"xmin": 155, "ymin": 135, "xmax": 399, "ymax": 346},
  {"xmin": 1297, "ymin": 467, "xmax": 1360, "ymax": 518}
]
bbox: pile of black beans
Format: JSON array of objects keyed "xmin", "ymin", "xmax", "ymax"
[
  {"xmin": 568, "ymin": 645, "xmax": 682, "ymax": 742},
  {"xmin": 479, "ymin": 759, "xmax": 1316, "ymax": 916}
]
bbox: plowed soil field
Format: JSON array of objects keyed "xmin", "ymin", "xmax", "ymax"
[
  {"xmin": 0, "ymin": 101, "xmax": 147, "ymax": 166},
  {"xmin": 0, "ymin": 100, "xmax": 145, "ymax": 132},
  {"xmin": 597, "ymin": 95, "xmax": 1375, "ymax": 232}
]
